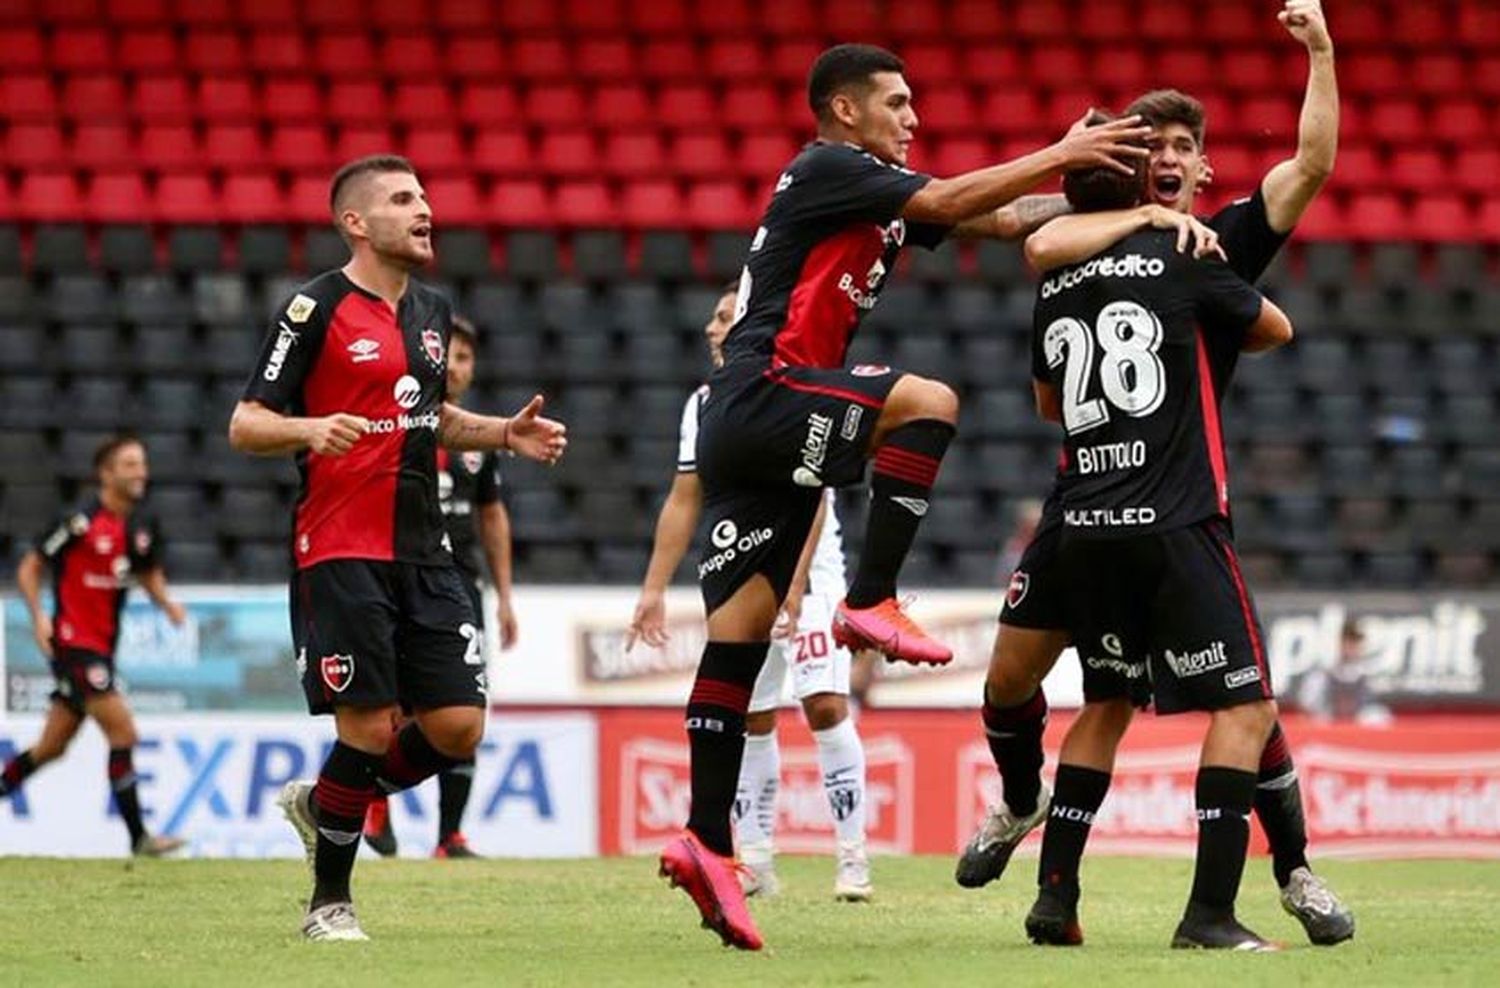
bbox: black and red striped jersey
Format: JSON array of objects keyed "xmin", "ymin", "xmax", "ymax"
[
  {"xmin": 1030, "ymin": 229, "xmax": 1265, "ymax": 536},
  {"xmin": 242, "ymin": 270, "xmax": 454, "ymax": 570},
  {"xmin": 34, "ymin": 499, "xmax": 161, "ymax": 655},
  {"xmin": 437, "ymin": 447, "xmax": 503, "ymax": 582},
  {"xmin": 722, "ymin": 141, "xmax": 948, "ymax": 371}
]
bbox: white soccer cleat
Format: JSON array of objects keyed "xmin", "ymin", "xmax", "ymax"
[
  {"xmin": 955, "ymin": 783, "xmax": 1051, "ymax": 889},
  {"xmin": 834, "ymin": 840, "xmax": 873, "ymax": 902},
  {"xmin": 738, "ymin": 840, "xmax": 780, "ymax": 897},
  {"xmin": 301, "ymin": 902, "xmax": 369, "ymax": 942},
  {"xmin": 1280, "ymin": 866, "xmax": 1355, "ymax": 945},
  {"xmin": 277, "ymin": 780, "xmax": 318, "ymax": 870}
]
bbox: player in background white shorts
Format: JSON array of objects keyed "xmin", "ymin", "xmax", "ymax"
[{"xmin": 628, "ymin": 286, "xmax": 872, "ymax": 901}]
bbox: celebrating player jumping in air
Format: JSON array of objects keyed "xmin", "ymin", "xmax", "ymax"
[
  {"xmin": 229, "ymin": 155, "xmax": 565, "ymax": 941},
  {"xmin": 657, "ymin": 42, "xmax": 1154, "ymax": 950}
]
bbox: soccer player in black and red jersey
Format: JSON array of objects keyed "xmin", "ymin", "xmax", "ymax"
[
  {"xmin": 958, "ymin": 0, "xmax": 1351, "ymax": 949},
  {"xmin": 1027, "ymin": 132, "xmax": 1296, "ymax": 949},
  {"xmin": 361, "ymin": 314, "xmax": 516, "ymax": 860},
  {"xmin": 228, "ymin": 155, "xmax": 565, "ymax": 941},
  {"xmin": 1, "ymin": 435, "xmax": 188, "ymax": 857},
  {"xmin": 657, "ymin": 43, "xmax": 1155, "ymax": 950}
]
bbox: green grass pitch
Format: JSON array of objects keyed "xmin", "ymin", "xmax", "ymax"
[{"xmin": 1, "ymin": 856, "xmax": 1496, "ymax": 987}]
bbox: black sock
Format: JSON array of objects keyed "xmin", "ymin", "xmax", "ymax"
[
  {"xmin": 437, "ymin": 759, "xmax": 476, "ymax": 843},
  {"xmin": 1188, "ymin": 766, "xmax": 1258, "ymax": 917},
  {"xmin": 982, "ymin": 687, "xmax": 1048, "ymax": 817},
  {"xmin": 374, "ymin": 723, "xmax": 462, "ymax": 795},
  {"xmin": 108, "ymin": 748, "xmax": 146, "ymax": 845},
  {"xmin": 1037, "ymin": 764, "xmax": 1112, "ymax": 900},
  {"xmin": 847, "ymin": 419, "xmax": 954, "ymax": 607},
  {"xmin": 685, "ymin": 641, "xmax": 768, "ymax": 856},
  {"xmin": 1254, "ymin": 721, "xmax": 1310, "ymax": 887},
  {"xmin": 0, "ymin": 750, "xmax": 38, "ymax": 797},
  {"xmin": 312, "ymin": 741, "xmax": 381, "ymax": 909}
]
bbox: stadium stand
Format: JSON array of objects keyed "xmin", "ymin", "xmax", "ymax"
[{"xmin": 0, "ymin": 0, "xmax": 1496, "ymax": 588}]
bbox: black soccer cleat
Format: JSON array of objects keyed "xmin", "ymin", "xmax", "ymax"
[
  {"xmin": 1171, "ymin": 903, "xmax": 1279, "ymax": 952},
  {"xmin": 1025, "ymin": 887, "xmax": 1084, "ymax": 946},
  {"xmin": 954, "ymin": 784, "xmax": 1051, "ymax": 889},
  {"xmin": 1280, "ymin": 866, "xmax": 1355, "ymax": 945}
]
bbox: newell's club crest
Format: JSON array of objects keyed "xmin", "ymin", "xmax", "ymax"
[
  {"xmin": 422, "ymin": 329, "xmax": 445, "ymax": 367},
  {"xmin": 320, "ymin": 654, "xmax": 355, "ymax": 693},
  {"xmin": 1005, "ymin": 571, "xmax": 1030, "ymax": 610}
]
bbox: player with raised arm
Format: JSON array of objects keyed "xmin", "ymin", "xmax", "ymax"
[
  {"xmin": 656, "ymin": 43, "xmax": 1154, "ymax": 951},
  {"xmin": 361, "ymin": 314, "xmax": 518, "ymax": 860},
  {"xmin": 958, "ymin": 0, "xmax": 1351, "ymax": 948},
  {"xmin": 629, "ymin": 286, "xmax": 875, "ymax": 903},
  {"xmin": 1, "ymin": 436, "xmax": 188, "ymax": 857},
  {"xmin": 228, "ymin": 155, "xmax": 565, "ymax": 941}
]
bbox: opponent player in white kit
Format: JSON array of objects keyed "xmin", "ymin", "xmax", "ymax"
[{"xmin": 628, "ymin": 285, "xmax": 872, "ymax": 901}]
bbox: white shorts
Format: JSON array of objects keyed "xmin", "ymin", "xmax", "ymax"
[{"xmin": 749, "ymin": 593, "xmax": 851, "ymax": 713}]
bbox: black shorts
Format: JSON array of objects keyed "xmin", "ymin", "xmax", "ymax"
[
  {"xmin": 290, "ymin": 560, "xmax": 485, "ymax": 716},
  {"xmin": 49, "ymin": 646, "xmax": 116, "ymax": 714},
  {"xmin": 1058, "ymin": 517, "xmax": 1275, "ymax": 715},
  {"xmin": 694, "ymin": 362, "xmax": 901, "ymax": 612}
]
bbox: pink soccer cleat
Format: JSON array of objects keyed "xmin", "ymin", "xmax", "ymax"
[
  {"xmin": 833, "ymin": 597, "xmax": 953, "ymax": 666},
  {"xmin": 658, "ymin": 830, "xmax": 764, "ymax": 951}
]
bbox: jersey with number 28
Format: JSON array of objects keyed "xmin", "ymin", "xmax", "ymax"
[{"xmin": 1030, "ymin": 229, "xmax": 1264, "ymax": 536}]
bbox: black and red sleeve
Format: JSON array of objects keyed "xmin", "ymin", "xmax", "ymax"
[{"xmin": 241, "ymin": 286, "xmax": 332, "ymax": 413}]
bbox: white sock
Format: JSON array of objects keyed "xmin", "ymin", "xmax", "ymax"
[
  {"xmin": 813, "ymin": 717, "xmax": 867, "ymax": 847},
  {"xmin": 734, "ymin": 731, "xmax": 780, "ymax": 852}
]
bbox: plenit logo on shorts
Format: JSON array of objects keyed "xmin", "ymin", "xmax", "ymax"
[
  {"xmin": 698, "ymin": 522, "xmax": 775, "ymax": 578},
  {"xmin": 1163, "ymin": 640, "xmax": 1230, "ymax": 678},
  {"xmin": 319, "ymin": 654, "xmax": 354, "ymax": 693},
  {"xmin": 1040, "ymin": 254, "xmax": 1166, "ymax": 299},
  {"xmin": 393, "ymin": 374, "xmax": 422, "ymax": 409},
  {"xmin": 793, "ymin": 413, "xmax": 834, "ymax": 487}
]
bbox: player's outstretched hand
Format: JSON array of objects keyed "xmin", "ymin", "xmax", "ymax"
[
  {"xmin": 32, "ymin": 614, "xmax": 54, "ymax": 658},
  {"xmin": 1280, "ymin": 0, "xmax": 1332, "ymax": 53},
  {"xmin": 773, "ymin": 592, "xmax": 804, "ymax": 640},
  {"xmin": 507, "ymin": 395, "xmax": 567, "ymax": 465},
  {"xmin": 498, "ymin": 596, "xmax": 518, "ymax": 650},
  {"xmin": 1055, "ymin": 115, "xmax": 1152, "ymax": 176},
  {"xmin": 1147, "ymin": 205, "xmax": 1227, "ymax": 260},
  {"xmin": 626, "ymin": 591, "xmax": 668, "ymax": 651},
  {"xmin": 308, "ymin": 413, "xmax": 369, "ymax": 456},
  {"xmin": 164, "ymin": 599, "xmax": 188, "ymax": 627}
]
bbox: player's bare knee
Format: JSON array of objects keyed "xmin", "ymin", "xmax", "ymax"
[
  {"xmin": 887, "ymin": 375, "xmax": 959, "ymax": 427},
  {"xmin": 421, "ymin": 708, "xmax": 485, "ymax": 759},
  {"xmin": 745, "ymin": 710, "xmax": 777, "ymax": 735},
  {"xmin": 1213, "ymin": 698, "xmax": 1277, "ymax": 740},
  {"xmin": 802, "ymin": 692, "xmax": 848, "ymax": 731},
  {"xmin": 337, "ymin": 705, "xmax": 400, "ymax": 755}
]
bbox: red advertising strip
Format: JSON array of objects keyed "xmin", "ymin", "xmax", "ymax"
[{"xmin": 595, "ymin": 709, "xmax": 1500, "ymax": 858}]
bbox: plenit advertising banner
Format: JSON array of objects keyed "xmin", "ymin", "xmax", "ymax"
[
  {"xmin": 598, "ymin": 710, "xmax": 1500, "ymax": 859},
  {"xmin": 0, "ymin": 713, "xmax": 596, "ymax": 858}
]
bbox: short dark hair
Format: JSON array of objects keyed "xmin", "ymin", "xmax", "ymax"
[
  {"xmin": 1062, "ymin": 110, "xmax": 1147, "ymax": 213},
  {"xmin": 329, "ymin": 154, "xmax": 416, "ymax": 216},
  {"xmin": 1124, "ymin": 89, "xmax": 1206, "ymax": 149},
  {"xmin": 808, "ymin": 44, "xmax": 905, "ymax": 124},
  {"xmin": 93, "ymin": 433, "xmax": 142, "ymax": 475},
  {"xmin": 450, "ymin": 314, "xmax": 478, "ymax": 349}
]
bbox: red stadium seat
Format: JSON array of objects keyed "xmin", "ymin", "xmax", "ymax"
[
  {"xmin": 1344, "ymin": 193, "xmax": 1408, "ymax": 242},
  {"xmin": 221, "ymin": 173, "xmax": 281, "ymax": 224},
  {"xmin": 50, "ymin": 29, "xmax": 114, "ymax": 72},
  {"xmin": 471, "ymin": 130, "xmax": 534, "ymax": 178},
  {"xmin": 106, "ymin": 0, "xmax": 170, "ymax": 24},
  {"xmin": 457, "ymin": 83, "xmax": 521, "ymax": 127},
  {"xmin": 369, "ymin": 0, "xmax": 427, "ymax": 30},
  {"xmin": 314, "ymin": 33, "xmax": 378, "ymax": 78},
  {"xmin": 132, "ymin": 75, "xmax": 192, "ymax": 122},
  {"xmin": 1013, "ymin": 0, "xmax": 1071, "ymax": 40},
  {"xmin": 1476, "ymin": 57, "xmax": 1500, "ymax": 98},
  {"xmin": 670, "ymin": 132, "xmax": 734, "ymax": 180},
  {"xmin": 888, "ymin": 2, "xmax": 944, "ymax": 39},
  {"xmin": 1137, "ymin": 0, "xmax": 1197, "ymax": 42},
  {"xmin": 949, "ymin": 0, "xmax": 1008, "ymax": 39},
  {"xmin": 153, "ymin": 172, "xmax": 219, "ymax": 225},
  {"xmin": 575, "ymin": 39, "xmax": 635, "ymax": 81},
  {"xmin": 978, "ymin": 90, "xmax": 1043, "ymax": 139},
  {"xmin": 824, "ymin": 0, "xmax": 883, "ymax": 39},
  {"xmin": 687, "ymin": 180, "xmax": 754, "ymax": 230},
  {"xmin": 172, "ymin": 0, "xmax": 232, "ymax": 27},
  {"xmin": 1202, "ymin": 144, "xmax": 1261, "ymax": 192},
  {"xmin": 117, "ymin": 29, "xmax": 178, "ymax": 72},
  {"xmin": 404, "ymin": 126, "xmax": 466, "ymax": 175},
  {"xmin": 1073, "ymin": 1, "xmax": 1134, "ymax": 43},
  {"xmin": 1455, "ymin": 149, "xmax": 1500, "ymax": 197},
  {"xmin": 304, "ymin": 0, "xmax": 363, "ymax": 28},
  {"xmin": 61, "ymin": 75, "xmax": 127, "ymax": 119},
  {"xmin": 287, "ymin": 174, "xmax": 331, "ymax": 224},
  {"xmin": 1478, "ymin": 198, "xmax": 1500, "ymax": 245},
  {"xmin": 446, "ymin": 38, "xmax": 505, "ymax": 79},
  {"xmin": 1409, "ymin": 54, "xmax": 1469, "ymax": 98},
  {"xmin": 1432, "ymin": 100, "xmax": 1486, "ymax": 145},
  {"xmin": 334, "ymin": 125, "xmax": 397, "ymax": 162},
  {"xmin": 435, "ymin": 0, "xmax": 497, "ymax": 31},
  {"xmin": 425, "ymin": 176, "xmax": 487, "ymax": 226},
  {"xmin": 638, "ymin": 40, "xmax": 701, "ymax": 82},
  {"xmin": 621, "ymin": 180, "xmax": 686, "ymax": 228},
  {"xmin": 1237, "ymin": 96, "xmax": 1298, "ymax": 142},
  {"xmin": 267, "ymin": 124, "xmax": 334, "ymax": 173},
  {"xmin": 901, "ymin": 42, "xmax": 958, "ymax": 83},
  {"xmin": 326, "ymin": 82, "xmax": 388, "ymax": 125},
  {"xmin": 86, "ymin": 171, "xmax": 152, "ymax": 223},
  {"xmin": 691, "ymin": 0, "xmax": 753, "ymax": 35},
  {"xmin": 656, "ymin": 85, "xmax": 718, "ymax": 130},
  {"xmin": 183, "ymin": 29, "xmax": 245, "ymax": 75},
  {"xmin": 196, "ymin": 77, "xmax": 257, "ymax": 120},
  {"xmin": 500, "ymin": 0, "xmax": 561, "ymax": 31},
  {"xmin": 202, "ymin": 124, "xmax": 265, "ymax": 169},
  {"xmin": 137, "ymin": 124, "xmax": 200, "ymax": 171},
  {"xmin": 720, "ymin": 84, "xmax": 781, "ymax": 131},
  {"xmin": 1027, "ymin": 45, "xmax": 1087, "ymax": 88},
  {"xmin": 246, "ymin": 29, "xmax": 308, "ymax": 75},
  {"xmin": 1040, "ymin": 88, "xmax": 1103, "ymax": 134},
  {"xmin": 1091, "ymin": 49, "xmax": 1150, "ymax": 95},
  {"xmin": 704, "ymin": 39, "xmax": 766, "ymax": 82},
  {"xmin": 1328, "ymin": 145, "xmax": 1385, "ymax": 193},
  {"xmin": 390, "ymin": 82, "xmax": 455, "ymax": 124},
  {"xmin": 511, "ymin": 37, "xmax": 573, "ymax": 80},
  {"xmin": 1288, "ymin": 194, "xmax": 1343, "ymax": 241},
  {"xmin": 930, "ymin": 137, "xmax": 993, "ymax": 176},
  {"xmin": 523, "ymin": 84, "xmax": 587, "ymax": 127},
  {"xmin": 601, "ymin": 132, "xmax": 667, "ymax": 179},
  {"xmin": 629, "ymin": 0, "xmax": 688, "ymax": 35},
  {"xmin": 960, "ymin": 45, "xmax": 1025, "ymax": 86},
  {"xmin": 554, "ymin": 181, "xmax": 617, "ymax": 227},
  {"xmin": 1343, "ymin": 53, "xmax": 1409, "ymax": 99},
  {"xmin": 1365, "ymin": 99, "xmax": 1425, "ymax": 145},
  {"xmin": 738, "ymin": 133, "xmax": 798, "ymax": 181},
  {"xmin": 489, "ymin": 180, "xmax": 553, "ymax": 228},
  {"xmin": 1219, "ymin": 50, "xmax": 1280, "ymax": 94},
  {"xmin": 261, "ymin": 79, "xmax": 323, "ymax": 123},
  {"xmin": 1390, "ymin": 5, "xmax": 1445, "ymax": 49},
  {"xmin": 32, "ymin": 0, "xmax": 99, "ymax": 22},
  {"xmin": 70, "ymin": 122, "xmax": 135, "ymax": 170},
  {"xmin": 15, "ymin": 172, "xmax": 84, "ymax": 223},
  {"xmin": 1388, "ymin": 149, "xmax": 1446, "ymax": 196},
  {"xmin": 1410, "ymin": 196, "xmax": 1475, "ymax": 243},
  {"xmin": 769, "ymin": 41, "xmax": 823, "ymax": 83},
  {"xmin": 378, "ymin": 37, "xmax": 441, "ymax": 78},
  {"xmin": 1333, "ymin": 3, "xmax": 1385, "ymax": 47},
  {"xmin": 917, "ymin": 85, "xmax": 977, "ymax": 135},
  {"xmin": 1459, "ymin": 4, "xmax": 1500, "ymax": 50},
  {"xmin": 590, "ymin": 85, "xmax": 653, "ymax": 128},
  {"xmin": 538, "ymin": 131, "xmax": 600, "ymax": 179},
  {"xmin": 562, "ymin": 0, "xmax": 624, "ymax": 32},
  {"xmin": 762, "ymin": 3, "xmax": 817, "ymax": 37},
  {"xmin": 236, "ymin": 0, "xmax": 296, "ymax": 27},
  {"xmin": 3, "ymin": 122, "xmax": 66, "ymax": 168},
  {"xmin": 1154, "ymin": 50, "xmax": 1215, "ymax": 93},
  {"xmin": 0, "ymin": 26, "xmax": 44, "ymax": 69}
]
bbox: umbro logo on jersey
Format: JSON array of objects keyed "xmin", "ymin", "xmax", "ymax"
[
  {"xmin": 347, "ymin": 338, "xmax": 381, "ymax": 363},
  {"xmin": 891, "ymin": 496, "xmax": 928, "ymax": 517}
]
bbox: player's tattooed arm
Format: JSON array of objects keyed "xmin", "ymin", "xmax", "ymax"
[
  {"xmin": 627, "ymin": 471, "xmax": 703, "ymax": 651},
  {"xmin": 1261, "ymin": 0, "xmax": 1337, "ymax": 233},
  {"xmin": 228, "ymin": 400, "xmax": 368, "ymax": 457},
  {"xmin": 1023, "ymin": 206, "xmax": 1224, "ymax": 272},
  {"xmin": 440, "ymin": 396, "xmax": 567, "ymax": 464},
  {"xmin": 949, "ymin": 194, "xmax": 1072, "ymax": 241}
]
